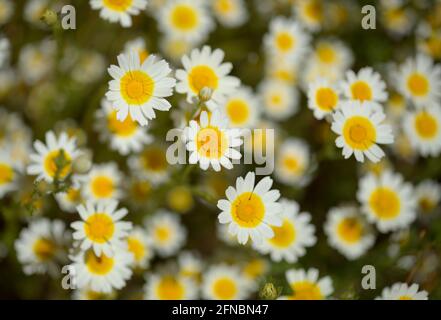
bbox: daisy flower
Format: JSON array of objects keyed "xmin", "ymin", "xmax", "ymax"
[
  {"xmin": 294, "ymin": 0, "xmax": 325, "ymax": 32},
  {"xmin": 126, "ymin": 226, "xmax": 154, "ymax": 269},
  {"xmin": 357, "ymin": 170, "xmax": 417, "ymax": 233},
  {"xmin": 376, "ymin": 283, "xmax": 428, "ymax": 300},
  {"xmin": 264, "ymin": 17, "xmax": 310, "ymax": 62},
  {"xmin": 274, "ymin": 138, "xmax": 313, "ymax": 187},
  {"xmin": 259, "ymin": 80, "xmax": 299, "ymax": 120},
  {"xmin": 331, "ymin": 100, "xmax": 394, "ymax": 163},
  {"xmin": 128, "ymin": 144, "xmax": 171, "ymax": 185},
  {"xmin": 145, "ymin": 273, "xmax": 198, "ymax": 300},
  {"xmin": 178, "ymin": 251, "xmax": 204, "ymax": 280},
  {"xmin": 312, "ymin": 38, "xmax": 353, "ymax": 72},
  {"xmin": 80, "ymin": 163, "xmax": 123, "ymax": 201},
  {"xmin": 167, "ymin": 185, "xmax": 194, "ymax": 214},
  {"xmin": 72, "ymin": 200, "xmax": 132, "ymax": 257},
  {"xmin": 15, "ymin": 218, "xmax": 69, "ymax": 275},
  {"xmin": 212, "ymin": 0, "xmax": 248, "ymax": 28},
  {"xmin": 70, "ymin": 247, "xmax": 133, "ymax": 293},
  {"xmin": 23, "ymin": 0, "xmax": 49, "ymax": 26},
  {"xmin": 0, "ymin": 0, "xmax": 13, "ymax": 26},
  {"xmin": 395, "ymin": 54, "xmax": 441, "ymax": 108},
  {"xmin": 183, "ymin": 110, "xmax": 242, "ymax": 172},
  {"xmin": 145, "ymin": 210, "xmax": 187, "ymax": 257},
  {"xmin": 415, "ymin": 180, "xmax": 441, "ymax": 216},
  {"xmin": 106, "ymin": 52, "xmax": 176, "ymax": 126},
  {"xmin": 95, "ymin": 98, "xmax": 152, "ymax": 155},
  {"xmin": 159, "ymin": 35, "xmax": 194, "ymax": 63},
  {"xmin": 202, "ymin": 264, "xmax": 250, "ymax": 300},
  {"xmin": 54, "ymin": 183, "xmax": 83, "ymax": 213},
  {"xmin": 253, "ymin": 199, "xmax": 316, "ymax": 263},
  {"xmin": 241, "ymin": 258, "xmax": 269, "ymax": 288},
  {"xmin": 385, "ymin": 91, "xmax": 407, "ymax": 120},
  {"xmin": 18, "ymin": 40, "xmax": 55, "ymax": 85},
  {"xmin": 72, "ymin": 286, "xmax": 115, "ymax": 300},
  {"xmin": 403, "ymin": 105, "xmax": 441, "ymax": 157},
  {"xmin": 221, "ymin": 86, "xmax": 261, "ymax": 128},
  {"xmin": 340, "ymin": 67, "xmax": 388, "ymax": 108},
  {"xmin": 89, "ymin": 0, "xmax": 148, "ymax": 28},
  {"xmin": 265, "ymin": 58, "xmax": 299, "ymax": 86},
  {"xmin": 217, "ymin": 171, "xmax": 282, "ymax": 245},
  {"xmin": 0, "ymin": 150, "xmax": 19, "ymax": 198},
  {"xmin": 27, "ymin": 131, "xmax": 80, "ymax": 183},
  {"xmin": 158, "ymin": 0, "xmax": 214, "ymax": 44},
  {"xmin": 123, "ymin": 37, "xmax": 149, "ymax": 63},
  {"xmin": 307, "ymin": 78, "xmax": 340, "ymax": 120},
  {"xmin": 176, "ymin": 46, "xmax": 240, "ymax": 110},
  {"xmin": 380, "ymin": 2, "xmax": 415, "ymax": 38},
  {"xmin": 324, "ymin": 205, "xmax": 375, "ymax": 260},
  {"xmin": 280, "ymin": 268, "xmax": 333, "ymax": 300}
]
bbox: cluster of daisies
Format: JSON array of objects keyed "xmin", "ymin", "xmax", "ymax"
[{"xmin": 0, "ymin": 0, "xmax": 440, "ymax": 300}]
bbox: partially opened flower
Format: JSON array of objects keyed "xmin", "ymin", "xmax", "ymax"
[
  {"xmin": 106, "ymin": 52, "xmax": 176, "ymax": 126},
  {"xmin": 89, "ymin": 0, "xmax": 148, "ymax": 28},
  {"xmin": 331, "ymin": 100, "xmax": 394, "ymax": 163},
  {"xmin": 176, "ymin": 46, "xmax": 240, "ymax": 110},
  {"xmin": 184, "ymin": 110, "xmax": 242, "ymax": 172},
  {"xmin": 217, "ymin": 171, "xmax": 282, "ymax": 245}
]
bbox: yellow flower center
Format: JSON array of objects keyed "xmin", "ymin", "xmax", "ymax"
[
  {"xmin": 33, "ymin": 238, "xmax": 56, "ymax": 262},
  {"xmin": 66, "ymin": 188, "xmax": 81, "ymax": 203},
  {"xmin": 399, "ymin": 295, "xmax": 413, "ymax": 300},
  {"xmin": 196, "ymin": 126, "xmax": 228, "ymax": 159},
  {"xmin": 276, "ymin": 32, "xmax": 295, "ymax": 52},
  {"xmin": 138, "ymin": 49, "xmax": 149, "ymax": 63},
  {"xmin": 337, "ymin": 217, "xmax": 363, "ymax": 243},
  {"xmin": 120, "ymin": 70, "xmax": 155, "ymax": 105},
  {"xmin": 43, "ymin": 149, "xmax": 72, "ymax": 179},
  {"xmin": 0, "ymin": 163, "xmax": 14, "ymax": 185},
  {"xmin": 407, "ymin": 73, "xmax": 429, "ymax": 96},
  {"xmin": 215, "ymin": 0, "xmax": 234, "ymax": 13},
  {"xmin": 103, "ymin": 0, "xmax": 133, "ymax": 12},
  {"xmin": 289, "ymin": 281, "xmax": 323, "ymax": 300},
  {"xmin": 85, "ymin": 250, "xmax": 114, "ymax": 275},
  {"xmin": 419, "ymin": 197, "xmax": 436, "ymax": 213},
  {"xmin": 414, "ymin": 111, "xmax": 438, "ymax": 139},
  {"xmin": 315, "ymin": 87, "xmax": 338, "ymax": 111},
  {"xmin": 141, "ymin": 147, "xmax": 168, "ymax": 172},
  {"xmin": 369, "ymin": 187, "xmax": 401, "ymax": 220},
  {"xmin": 107, "ymin": 111, "xmax": 137, "ymax": 137},
  {"xmin": 282, "ymin": 155, "xmax": 302, "ymax": 174},
  {"xmin": 243, "ymin": 259, "xmax": 266, "ymax": 279},
  {"xmin": 188, "ymin": 65, "xmax": 219, "ymax": 94},
  {"xmin": 226, "ymin": 99, "xmax": 250, "ymax": 125},
  {"xmin": 156, "ymin": 276, "xmax": 185, "ymax": 300},
  {"xmin": 155, "ymin": 226, "xmax": 171, "ymax": 243},
  {"xmin": 343, "ymin": 116, "xmax": 376, "ymax": 150},
  {"xmin": 269, "ymin": 218, "xmax": 296, "ymax": 248},
  {"xmin": 269, "ymin": 93, "xmax": 283, "ymax": 107},
  {"xmin": 213, "ymin": 277, "xmax": 237, "ymax": 300},
  {"xmin": 231, "ymin": 192, "xmax": 265, "ymax": 228},
  {"xmin": 167, "ymin": 186, "xmax": 194, "ymax": 213},
  {"xmin": 84, "ymin": 213, "xmax": 115, "ymax": 243},
  {"xmin": 350, "ymin": 81, "xmax": 372, "ymax": 101},
  {"xmin": 127, "ymin": 237, "xmax": 145, "ymax": 262},
  {"xmin": 171, "ymin": 5, "xmax": 198, "ymax": 31},
  {"xmin": 91, "ymin": 176, "xmax": 114, "ymax": 199},
  {"xmin": 317, "ymin": 45, "xmax": 336, "ymax": 64},
  {"xmin": 130, "ymin": 180, "xmax": 152, "ymax": 201},
  {"xmin": 304, "ymin": 0, "xmax": 323, "ymax": 22}
]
